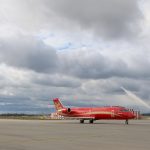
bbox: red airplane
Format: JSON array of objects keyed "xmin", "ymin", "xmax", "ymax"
[{"xmin": 53, "ymin": 98, "xmax": 135, "ymax": 124}]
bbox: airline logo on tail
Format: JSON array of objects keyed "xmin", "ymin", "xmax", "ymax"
[{"xmin": 53, "ymin": 98, "xmax": 64, "ymax": 111}]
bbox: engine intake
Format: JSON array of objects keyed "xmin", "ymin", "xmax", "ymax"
[
  {"xmin": 61, "ymin": 108, "xmax": 71, "ymax": 113},
  {"xmin": 67, "ymin": 108, "xmax": 71, "ymax": 113}
]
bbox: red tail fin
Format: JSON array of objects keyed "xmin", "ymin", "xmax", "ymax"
[{"xmin": 53, "ymin": 98, "xmax": 64, "ymax": 111}]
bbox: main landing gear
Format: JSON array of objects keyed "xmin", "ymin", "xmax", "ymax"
[
  {"xmin": 80, "ymin": 119, "xmax": 94, "ymax": 124},
  {"xmin": 125, "ymin": 119, "xmax": 129, "ymax": 125},
  {"xmin": 89, "ymin": 119, "xmax": 94, "ymax": 124},
  {"xmin": 80, "ymin": 119, "xmax": 84, "ymax": 123}
]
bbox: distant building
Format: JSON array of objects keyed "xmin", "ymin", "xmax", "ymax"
[{"xmin": 50, "ymin": 112, "xmax": 64, "ymax": 119}]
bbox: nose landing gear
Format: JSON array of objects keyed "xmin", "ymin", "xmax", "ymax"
[{"xmin": 125, "ymin": 119, "xmax": 128, "ymax": 125}]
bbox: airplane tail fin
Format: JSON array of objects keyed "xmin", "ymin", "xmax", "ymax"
[{"xmin": 53, "ymin": 98, "xmax": 64, "ymax": 111}]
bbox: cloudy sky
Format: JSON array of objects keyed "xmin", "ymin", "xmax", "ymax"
[{"xmin": 0, "ymin": 0, "xmax": 150, "ymax": 114}]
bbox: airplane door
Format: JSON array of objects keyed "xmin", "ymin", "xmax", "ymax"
[
  {"xmin": 111, "ymin": 110, "xmax": 115, "ymax": 118},
  {"xmin": 89, "ymin": 108, "xmax": 92, "ymax": 116}
]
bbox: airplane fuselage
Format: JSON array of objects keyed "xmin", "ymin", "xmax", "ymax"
[
  {"xmin": 58, "ymin": 106, "xmax": 135, "ymax": 120},
  {"xmin": 53, "ymin": 98, "xmax": 135, "ymax": 124}
]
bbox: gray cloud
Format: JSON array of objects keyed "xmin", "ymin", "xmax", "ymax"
[
  {"xmin": 0, "ymin": 95, "xmax": 51, "ymax": 114},
  {"xmin": 0, "ymin": 0, "xmax": 142, "ymax": 40},
  {"xmin": 0, "ymin": 35, "xmax": 58, "ymax": 73},
  {"xmin": 59, "ymin": 48, "xmax": 150, "ymax": 79},
  {"xmin": 32, "ymin": 74, "xmax": 81, "ymax": 88},
  {"xmin": 0, "ymin": 0, "xmax": 150, "ymax": 113},
  {"xmin": 49, "ymin": 0, "xmax": 142, "ymax": 39}
]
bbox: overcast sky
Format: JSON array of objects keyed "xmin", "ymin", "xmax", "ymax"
[{"xmin": 0, "ymin": 0, "xmax": 150, "ymax": 114}]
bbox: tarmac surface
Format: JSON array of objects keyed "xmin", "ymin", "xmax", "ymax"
[{"xmin": 0, "ymin": 119, "xmax": 150, "ymax": 150}]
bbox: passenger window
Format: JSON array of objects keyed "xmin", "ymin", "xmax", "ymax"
[{"xmin": 121, "ymin": 109, "xmax": 128, "ymax": 112}]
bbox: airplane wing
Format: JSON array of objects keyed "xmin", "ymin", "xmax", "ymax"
[{"xmin": 63, "ymin": 116, "xmax": 95, "ymax": 120}]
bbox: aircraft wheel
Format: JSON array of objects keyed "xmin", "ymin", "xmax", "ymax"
[
  {"xmin": 80, "ymin": 119, "xmax": 84, "ymax": 123},
  {"xmin": 125, "ymin": 119, "xmax": 128, "ymax": 125},
  {"xmin": 89, "ymin": 119, "xmax": 94, "ymax": 124}
]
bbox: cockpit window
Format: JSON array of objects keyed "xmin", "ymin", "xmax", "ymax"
[{"xmin": 120, "ymin": 109, "xmax": 128, "ymax": 112}]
